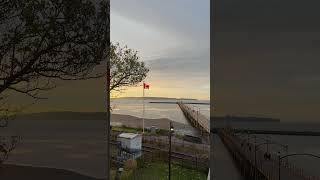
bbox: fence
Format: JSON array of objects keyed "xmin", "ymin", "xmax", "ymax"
[
  {"xmin": 142, "ymin": 135, "xmax": 210, "ymax": 157},
  {"xmin": 110, "ymin": 131, "xmax": 210, "ymax": 157},
  {"xmin": 220, "ymin": 128, "xmax": 320, "ymax": 180}
]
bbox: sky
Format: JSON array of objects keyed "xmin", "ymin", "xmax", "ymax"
[
  {"xmin": 214, "ymin": 0, "xmax": 320, "ymax": 122},
  {"xmin": 111, "ymin": 0, "xmax": 210, "ymax": 100},
  {"xmin": 11, "ymin": 0, "xmax": 210, "ymax": 113},
  {"xmin": 6, "ymin": 0, "xmax": 320, "ymax": 122}
]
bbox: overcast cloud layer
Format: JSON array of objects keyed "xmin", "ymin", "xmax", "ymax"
[
  {"xmin": 214, "ymin": 0, "xmax": 320, "ymax": 122},
  {"xmin": 111, "ymin": 0, "xmax": 210, "ymax": 100}
]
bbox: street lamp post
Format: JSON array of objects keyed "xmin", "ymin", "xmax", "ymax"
[
  {"xmin": 169, "ymin": 121, "xmax": 174, "ymax": 180},
  {"xmin": 278, "ymin": 152, "xmax": 281, "ymax": 180},
  {"xmin": 253, "ymin": 137, "xmax": 287, "ymax": 180},
  {"xmin": 266, "ymin": 136, "xmax": 269, "ymax": 153},
  {"xmin": 285, "ymin": 145, "xmax": 289, "ymax": 166},
  {"xmin": 247, "ymin": 131, "xmax": 250, "ymax": 146},
  {"xmin": 254, "ymin": 136, "xmax": 257, "ymax": 179}
]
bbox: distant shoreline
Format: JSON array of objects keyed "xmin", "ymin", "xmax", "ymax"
[
  {"xmin": 13, "ymin": 112, "xmax": 189, "ymax": 129},
  {"xmin": 111, "ymin": 96, "xmax": 200, "ymax": 101}
]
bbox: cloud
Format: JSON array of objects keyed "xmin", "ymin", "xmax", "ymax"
[
  {"xmin": 111, "ymin": 0, "xmax": 210, "ymax": 100},
  {"xmin": 214, "ymin": 0, "xmax": 320, "ymax": 121},
  {"xmin": 111, "ymin": 0, "xmax": 210, "ymax": 44}
]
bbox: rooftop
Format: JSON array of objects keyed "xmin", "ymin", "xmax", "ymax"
[{"xmin": 118, "ymin": 133, "xmax": 141, "ymax": 139}]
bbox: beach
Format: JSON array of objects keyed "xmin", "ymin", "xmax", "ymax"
[{"xmin": 111, "ymin": 114, "xmax": 199, "ymax": 135}]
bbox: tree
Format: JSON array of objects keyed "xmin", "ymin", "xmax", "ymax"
[
  {"xmin": 0, "ymin": 0, "xmax": 110, "ymax": 162},
  {"xmin": 109, "ymin": 42, "xmax": 149, "ymax": 92},
  {"xmin": 0, "ymin": 0, "xmax": 109, "ymax": 100}
]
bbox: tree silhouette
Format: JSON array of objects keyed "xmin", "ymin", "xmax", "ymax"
[
  {"xmin": 0, "ymin": 0, "xmax": 109, "ymax": 100},
  {"xmin": 0, "ymin": 0, "xmax": 110, "ymax": 162},
  {"xmin": 110, "ymin": 42, "xmax": 149, "ymax": 92}
]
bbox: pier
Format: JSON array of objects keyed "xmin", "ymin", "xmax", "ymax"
[
  {"xmin": 177, "ymin": 102, "xmax": 210, "ymax": 135},
  {"xmin": 211, "ymin": 128, "xmax": 320, "ymax": 136},
  {"xmin": 218, "ymin": 128, "xmax": 319, "ymax": 180},
  {"xmin": 149, "ymin": 101, "xmax": 210, "ymax": 105}
]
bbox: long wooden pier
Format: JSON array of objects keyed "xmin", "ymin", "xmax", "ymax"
[
  {"xmin": 149, "ymin": 101, "xmax": 210, "ymax": 105},
  {"xmin": 177, "ymin": 102, "xmax": 210, "ymax": 135},
  {"xmin": 218, "ymin": 128, "xmax": 320, "ymax": 180},
  {"xmin": 211, "ymin": 128, "xmax": 320, "ymax": 136}
]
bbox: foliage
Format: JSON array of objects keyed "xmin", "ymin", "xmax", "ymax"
[
  {"xmin": 0, "ymin": 0, "xmax": 109, "ymax": 100},
  {"xmin": 109, "ymin": 42, "xmax": 149, "ymax": 92},
  {"xmin": 0, "ymin": 0, "xmax": 109, "ymax": 163},
  {"xmin": 0, "ymin": 135, "xmax": 21, "ymax": 163}
]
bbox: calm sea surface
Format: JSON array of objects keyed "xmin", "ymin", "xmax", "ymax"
[
  {"xmin": 111, "ymin": 98, "xmax": 210, "ymax": 124},
  {"xmin": 111, "ymin": 98, "xmax": 210, "ymax": 135}
]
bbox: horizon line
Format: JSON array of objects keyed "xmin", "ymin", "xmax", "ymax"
[{"xmin": 111, "ymin": 96, "xmax": 210, "ymax": 101}]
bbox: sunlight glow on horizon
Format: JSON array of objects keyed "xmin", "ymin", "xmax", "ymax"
[{"xmin": 111, "ymin": 85, "xmax": 210, "ymax": 101}]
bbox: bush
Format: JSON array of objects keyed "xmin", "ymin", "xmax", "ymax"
[{"xmin": 124, "ymin": 159, "xmax": 137, "ymax": 171}]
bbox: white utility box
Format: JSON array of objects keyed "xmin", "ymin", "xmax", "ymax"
[{"xmin": 117, "ymin": 133, "xmax": 142, "ymax": 153}]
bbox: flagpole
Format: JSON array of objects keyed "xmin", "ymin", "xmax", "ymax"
[{"xmin": 142, "ymin": 81, "xmax": 145, "ymax": 134}]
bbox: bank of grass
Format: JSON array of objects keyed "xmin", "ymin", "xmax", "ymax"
[
  {"xmin": 133, "ymin": 162, "xmax": 207, "ymax": 180},
  {"xmin": 111, "ymin": 162, "xmax": 207, "ymax": 180},
  {"xmin": 112, "ymin": 126, "xmax": 142, "ymax": 134},
  {"xmin": 112, "ymin": 126, "xmax": 170, "ymax": 136}
]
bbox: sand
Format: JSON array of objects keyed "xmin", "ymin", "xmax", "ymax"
[{"xmin": 111, "ymin": 114, "xmax": 189, "ymax": 130}]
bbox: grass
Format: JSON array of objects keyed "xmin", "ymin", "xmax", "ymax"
[
  {"xmin": 130, "ymin": 162, "xmax": 207, "ymax": 180},
  {"xmin": 111, "ymin": 126, "xmax": 209, "ymax": 158},
  {"xmin": 112, "ymin": 126, "xmax": 142, "ymax": 134},
  {"xmin": 111, "ymin": 126, "xmax": 170, "ymax": 136},
  {"xmin": 110, "ymin": 126, "xmax": 209, "ymax": 180},
  {"xmin": 111, "ymin": 161, "xmax": 207, "ymax": 180}
]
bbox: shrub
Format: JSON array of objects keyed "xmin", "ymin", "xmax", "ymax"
[{"xmin": 124, "ymin": 159, "xmax": 137, "ymax": 171}]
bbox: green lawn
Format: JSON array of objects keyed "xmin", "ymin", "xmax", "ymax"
[
  {"xmin": 111, "ymin": 126, "xmax": 172, "ymax": 137},
  {"xmin": 112, "ymin": 126, "xmax": 142, "ymax": 134},
  {"xmin": 126, "ymin": 162, "xmax": 207, "ymax": 180}
]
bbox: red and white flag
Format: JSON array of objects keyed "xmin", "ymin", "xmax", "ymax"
[{"xmin": 143, "ymin": 82, "xmax": 150, "ymax": 89}]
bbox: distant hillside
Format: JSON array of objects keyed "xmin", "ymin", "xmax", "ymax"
[
  {"xmin": 211, "ymin": 115, "xmax": 280, "ymax": 122},
  {"xmin": 15, "ymin": 111, "xmax": 108, "ymax": 121},
  {"xmin": 111, "ymin": 97, "xmax": 198, "ymax": 101}
]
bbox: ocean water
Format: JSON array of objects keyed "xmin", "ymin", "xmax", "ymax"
[
  {"xmin": 111, "ymin": 98, "xmax": 210, "ymax": 124},
  {"xmin": 111, "ymin": 98, "xmax": 210, "ymax": 135}
]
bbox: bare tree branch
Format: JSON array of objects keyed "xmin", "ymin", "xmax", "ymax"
[
  {"xmin": 109, "ymin": 42, "xmax": 149, "ymax": 92},
  {"xmin": 0, "ymin": 0, "xmax": 109, "ymax": 99}
]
